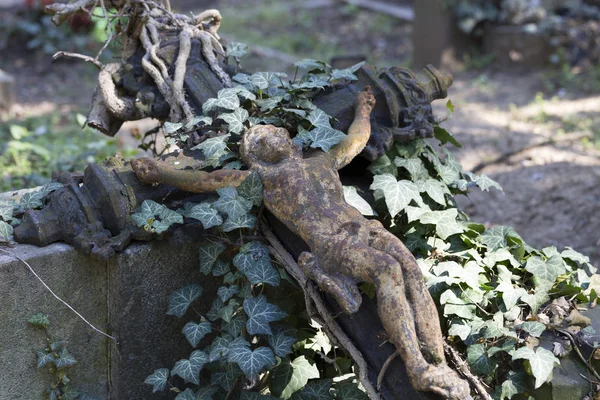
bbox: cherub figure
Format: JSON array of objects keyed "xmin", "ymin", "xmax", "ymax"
[{"xmin": 130, "ymin": 88, "xmax": 470, "ymax": 399}]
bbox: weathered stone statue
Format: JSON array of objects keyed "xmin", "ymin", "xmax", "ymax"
[{"xmin": 130, "ymin": 87, "xmax": 470, "ymax": 399}]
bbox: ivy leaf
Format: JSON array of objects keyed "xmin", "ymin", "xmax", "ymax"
[
  {"xmin": 199, "ymin": 242, "xmax": 226, "ymax": 275},
  {"xmin": 331, "ymin": 61, "xmax": 364, "ymax": 81},
  {"xmin": 164, "ymin": 121, "xmax": 183, "ymax": 133},
  {"xmin": 561, "ymin": 247, "xmax": 590, "ymax": 265},
  {"xmin": 185, "ymin": 203, "xmax": 223, "ymax": 230},
  {"xmin": 227, "ymin": 42, "xmax": 248, "ymax": 58},
  {"xmin": 175, "ymin": 389, "xmax": 196, "ymax": 400},
  {"xmin": 306, "ymin": 108, "xmax": 330, "ymax": 128},
  {"xmin": 518, "ymin": 321, "xmax": 546, "ymax": 337},
  {"xmin": 293, "ymin": 74, "xmax": 331, "ymax": 90},
  {"xmin": 144, "ymin": 368, "xmax": 169, "ymax": 393},
  {"xmin": 183, "ymin": 321, "xmax": 212, "ymax": 348},
  {"xmin": 234, "ymin": 241, "xmax": 280, "ymax": 286},
  {"xmin": 512, "ymin": 346, "xmax": 559, "ymax": 388},
  {"xmin": 440, "ymin": 290, "xmax": 476, "ymax": 319},
  {"xmin": 214, "ymin": 187, "xmax": 253, "ymax": 222},
  {"xmin": 131, "ymin": 200, "xmax": 183, "ymax": 234},
  {"xmin": 295, "ymin": 125, "xmax": 346, "ymax": 152},
  {"xmin": 521, "ymin": 291, "xmax": 550, "ymax": 314},
  {"xmin": 473, "ymin": 174, "xmax": 503, "ymax": 192},
  {"xmin": 171, "ymin": 350, "xmax": 208, "ymax": 385},
  {"xmin": 185, "ymin": 115, "xmax": 213, "ymax": 129},
  {"xmin": 448, "ymin": 320, "xmax": 472, "ymax": 341},
  {"xmin": 0, "ymin": 200, "xmax": 14, "ymax": 222},
  {"xmin": 213, "ymin": 88, "xmax": 241, "ymax": 111},
  {"xmin": 394, "ymin": 157, "xmax": 429, "ymax": 180},
  {"xmin": 55, "ymin": 348, "xmax": 77, "ymax": 367},
  {"xmin": 434, "ymin": 125, "xmax": 462, "ymax": 148},
  {"xmin": 207, "ymin": 297, "xmax": 225, "ymax": 322},
  {"xmin": 237, "ymin": 171, "xmax": 263, "ymax": 207},
  {"xmin": 290, "ymin": 378, "xmax": 333, "ymax": 400},
  {"xmin": 28, "ymin": 313, "xmax": 50, "ymax": 328},
  {"xmin": 255, "ymin": 95, "xmax": 284, "ymax": 112},
  {"xmin": 19, "ymin": 191, "xmax": 44, "ymax": 210},
  {"xmin": 342, "ymin": 186, "xmax": 375, "ymax": 216},
  {"xmin": 213, "ymin": 259, "xmax": 231, "ymax": 276},
  {"xmin": 417, "ymin": 179, "xmax": 450, "ymax": 206},
  {"xmin": 191, "ymin": 135, "xmax": 229, "ymax": 165},
  {"xmin": 367, "ymin": 155, "xmax": 397, "ymax": 177},
  {"xmin": 294, "ymin": 59, "xmax": 329, "ymax": 71},
  {"xmin": 467, "ymin": 343, "xmax": 497, "ymax": 375},
  {"xmin": 419, "ymin": 209, "xmax": 464, "ymax": 240},
  {"xmin": 167, "ymin": 284, "xmax": 203, "ymax": 317},
  {"xmin": 250, "ymin": 72, "xmax": 287, "ymax": 90},
  {"xmin": 209, "ymin": 335, "xmax": 233, "ymax": 362},
  {"xmin": 268, "ymin": 328, "xmax": 297, "ymax": 357},
  {"xmin": 195, "ymin": 386, "xmax": 219, "ymax": 400},
  {"xmin": 36, "ymin": 350, "xmax": 55, "ymax": 368},
  {"xmin": 220, "ymin": 212, "xmax": 256, "ymax": 230},
  {"xmin": 0, "ymin": 220, "xmax": 13, "ymax": 241},
  {"xmin": 482, "ymin": 226, "xmax": 519, "ymax": 252},
  {"xmin": 223, "ymin": 313, "xmax": 247, "ymax": 337},
  {"xmin": 370, "ymin": 174, "xmax": 420, "ymax": 218},
  {"xmin": 243, "ymin": 295, "xmax": 287, "ymax": 335},
  {"xmin": 270, "ymin": 356, "xmax": 320, "ymax": 398},
  {"xmin": 218, "ymin": 285, "xmax": 239, "ymax": 302},
  {"xmin": 496, "ymin": 281, "xmax": 527, "ymax": 310},
  {"xmin": 228, "ymin": 338, "xmax": 276, "ymax": 379},
  {"xmin": 499, "ymin": 371, "xmax": 528, "ymax": 399},
  {"xmin": 219, "ymin": 108, "xmax": 249, "ymax": 134},
  {"xmin": 525, "ymin": 255, "xmax": 565, "ymax": 288},
  {"xmin": 333, "ymin": 380, "xmax": 368, "ymax": 400},
  {"xmin": 211, "ymin": 363, "xmax": 243, "ymax": 391}
]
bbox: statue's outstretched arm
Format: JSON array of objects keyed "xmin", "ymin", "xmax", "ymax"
[
  {"xmin": 328, "ymin": 86, "xmax": 376, "ymax": 170},
  {"xmin": 131, "ymin": 157, "xmax": 251, "ymax": 192}
]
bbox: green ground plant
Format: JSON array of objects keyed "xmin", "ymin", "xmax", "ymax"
[{"xmin": 0, "ymin": 112, "xmax": 135, "ymax": 192}]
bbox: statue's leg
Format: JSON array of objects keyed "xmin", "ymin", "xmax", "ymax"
[
  {"xmin": 366, "ymin": 220, "xmax": 445, "ymax": 363},
  {"xmin": 344, "ymin": 232, "xmax": 470, "ymax": 399},
  {"xmin": 298, "ymin": 251, "xmax": 363, "ymax": 314},
  {"xmin": 329, "ymin": 240, "xmax": 432, "ymax": 385}
]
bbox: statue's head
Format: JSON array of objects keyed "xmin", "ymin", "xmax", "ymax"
[{"xmin": 240, "ymin": 125, "xmax": 302, "ymax": 166}]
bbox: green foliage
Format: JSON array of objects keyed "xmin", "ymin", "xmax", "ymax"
[
  {"xmin": 362, "ymin": 123, "xmax": 595, "ymax": 396},
  {"xmin": 28, "ymin": 314, "xmax": 83, "ymax": 399},
  {"xmin": 131, "ymin": 200, "xmax": 184, "ymax": 234},
  {"xmin": 163, "ymin": 57, "xmax": 365, "ymax": 156},
  {"xmin": 139, "ymin": 166, "xmax": 367, "ymax": 398},
  {"xmin": 0, "ymin": 113, "xmax": 133, "ymax": 193}
]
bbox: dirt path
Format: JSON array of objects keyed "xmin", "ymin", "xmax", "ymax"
[{"xmin": 438, "ymin": 70, "xmax": 600, "ymax": 266}]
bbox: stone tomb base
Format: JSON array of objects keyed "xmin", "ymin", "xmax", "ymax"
[{"xmin": 0, "ymin": 229, "xmax": 214, "ymax": 400}]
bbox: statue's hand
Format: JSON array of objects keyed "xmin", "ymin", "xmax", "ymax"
[
  {"xmin": 298, "ymin": 252, "xmax": 362, "ymax": 314},
  {"xmin": 354, "ymin": 85, "xmax": 376, "ymax": 119},
  {"xmin": 131, "ymin": 157, "xmax": 161, "ymax": 184}
]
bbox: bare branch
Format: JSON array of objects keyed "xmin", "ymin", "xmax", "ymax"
[{"xmin": 53, "ymin": 51, "xmax": 104, "ymax": 69}]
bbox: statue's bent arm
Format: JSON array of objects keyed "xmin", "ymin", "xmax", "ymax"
[
  {"xmin": 130, "ymin": 157, "xmax": 250, "ymax": 192},
  {"xmin": 327, "ymin": 86, "xmax": 375, "ymax": 170}
]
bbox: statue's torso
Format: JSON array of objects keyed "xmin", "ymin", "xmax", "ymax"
[{"xmin": 256, "ymin": 154, "xmax": 362, "ymax": 248}]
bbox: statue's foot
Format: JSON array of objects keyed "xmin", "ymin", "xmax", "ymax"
[
  {"xmin": 412, "ymin": 364, "xmax": 470, "ymax": 400},
  {"xmin": 131, "ymin": 157, "xmax": 160, "ymax": 184}
]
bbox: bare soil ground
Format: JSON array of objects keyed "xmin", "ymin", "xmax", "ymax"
[{"xmin": 1, "ymin": 0, "xmax": 598, "ymax": 265}]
